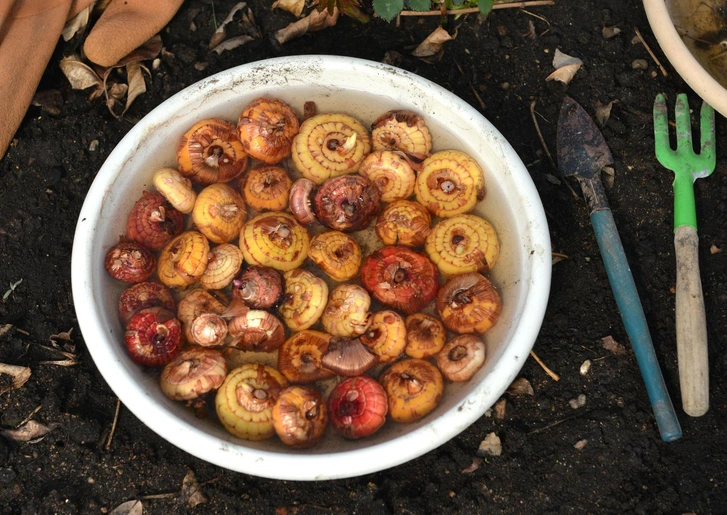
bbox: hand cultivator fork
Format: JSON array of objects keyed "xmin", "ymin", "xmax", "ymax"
[{"xmin": 653, "ymin": 93, "xmax": 716, "ymax": 417}]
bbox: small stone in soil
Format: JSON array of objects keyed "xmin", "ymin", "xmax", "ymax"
[{"xmin": 569, "ymin": 394, "xmax": 587, "ymax": 409}]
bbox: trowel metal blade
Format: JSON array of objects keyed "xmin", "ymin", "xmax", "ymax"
[{"xmin": 557, "ymin": 96, "xmax": 614, "ymax": 180}]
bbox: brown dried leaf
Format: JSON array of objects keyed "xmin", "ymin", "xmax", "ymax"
[
  {"xmin": 710, "ymin": 244, "xmax": 722, "ymax": 254},
  {"xmin": 59, "ymin": 55, "xmax": 102, "ymax": 90},
  {"xmin": 602, "ymin": 335, "xmax": 627, "ymax": 355},
  {"xmin": 209, "ymin": 2, "xmax": 248, "ymax": 49},
  {"xmin": 602, "ymin": 26, "xmax": 621, "ymax": 39},
  {"xmin": 602, "ymin": 165, "xmax": 615, "ymax": 189},
  {"xmin": 114, "ymin": 35, "xmax": 163, "ymax": 68},
  {"xmin": 494, "ymin": 398, "xmax": 507, "ymax": 420},
  {"xmin": 182, "ymin": 470, "xmax": 207, "ymax": 508},
  {"xmin": 506, "ymin": 377, "xmax": 534, "ymax": 396},
  {"xmin": 274, "ymin": 8, "xmax": 339, "ymax": 45},
  {"xmin": 1, "ymin": 420, "xmax": 59, "ymax": 442},
  {"xmin": 273, "ymin": 0, "xmax": 306, "ymax": 17},
  {"xmin": 552, "ymin": 49, "xmax": 582, "ymax": 68},
  {"xmin": 552, "ymin": 252, "xmax": 569, "ymax": 265},
  {"xmin": 109, "ymin": 500, "xmax": 143, "ymax": 515},
  {"xmin": 39, "ymin": 359, "xmax": 78, "ymax": 367},
  {"xmin": 0, "ymin": 324, "xmax": 12, "ymax": 338},
  {"xmin": 108, "ymin": 83, "xmax": 128, "ymax": 100},
  {"xmin": 595, "ymin": 100, "xmax": 616, "ymax": 126},
  {"xmin": 211, "ymin": 35, "xmax": 254, "ymax": 55},
  {"xmin": 62, "ymin": 5, "xmax": 92, "ymax": 41},
  {"xmin": 461, "ymin": 457, "xmax": 482, "ymax": 474},
  {"xmin": 546, "ymin": 49, "xmax": 583, "ymax": 85},
  {"xmin": 123, "ymin": 62, "xmax": 148, "ymax": 116},
  {"xmin": 0, "ymin": 363, "xmax": 31, "ymax": 394},
  {"xmin": 50, "ymin": 328, "xmax": 73, "ymax": 346},
  {"xmin": 546, "ymin": 63, "xmax": 581, "ymax": 85},
  {"xmin": 412, "ymin": 26, "xmax": 454, "ymax": 58}
]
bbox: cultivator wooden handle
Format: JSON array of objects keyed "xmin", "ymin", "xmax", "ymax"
[{"xmin": 674, "ymin": 226, "xmax": 709, "ymax": 416}]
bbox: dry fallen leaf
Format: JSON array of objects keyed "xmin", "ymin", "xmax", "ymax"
[
  {"xmin": 59, "ymin": 55, "xmax": 102, "ymax": 90},
  {"xmin": 552, "ymin": 49, "xmax": 582, "ymax": 68},
  {"xmin": 209, "ymin": 2, "xmax": 248, "ymax": 49},
  {"xmin": 182, "ymin": 470, "xmax": 207, "ymax": 508},
  {"xmin": 1, "ymin": 420, "xmax": 59, "ymax": 442},
  {"xmin": 109, "ymin": 500, "xmax": 143, "ymax": 515},
  {"xmin": 0, "ymin": 363, "xmax": 31, "ymax": 395},
  {"xmin": 552, "ymin": 252, "xmax": 569, "ymax": 265},
  {"xmin": 50, "ymin": 328, "xmax": 74, "ymax": 347},
  {"xmin": 274, "ymin": 8, "xmax": 339, "ymax": 45},
  {"xmin": 602, "ymin": 26, "xmax": 621, "ymax": 39},
  {"xmin": 546, "ymin": 49, "xmax": 583, "ymax": 85},
  {"xmin": 506, "ymin": 377, "xmax": 534, "ymax": 396},
  {"xmin": 602, "ymin": 335, "xmax": 627, "ymax": 355},
  {"xmin": 62, "ymin": 4, "xmax": 92, "ymax": 42},
  {"xmin": 0, "ymin": 324, "xmax": 13, "ymax": 337},
  {"xmin": 211, "ymin": 35, "xmax": 254, "ymax": 55},
  {"xmin": 273, "ymin": 0, "xmax": 306, "ymax": 17},
  {"xmin": 476, "ymin": 432, "xmax": 502, "ymax": 457},
  {"xmin": 595, "ymin": 100, "xmax": 616, "ymax": 126},
  {"xmin": 39, "ymin": 359, "xmax": 78, "ymax": 367},
  {"xmin": 114, "ymin": 36, "xmax": 163, "ymax": 68},
  {"xmin": 710, "ymin": 244, "xmax": 722, "ymax": 254},
  {"xmin": 494, "ymin": 398, "xmax": 507, "ymax": 420},
  {"xmin": 124, "ymin": 62, "xmax": 148, "ymax": 117},
  {"xmin": 412, "ymin": 26, "xmax": 454, "ymax": 58},
  {"xmin": 108, "ymin": 83, "xmax": 128, "ymax": 100},
  {"xmin": 602, "ymin": 165, "xmax": 615, "ymax": 189},
  {"xmin": 546, "ymin": 64, "xmax": 581, "ymax": 85},
  {"xmin": 461, "ymin": 457, "xmax": 482, "ymax": 474}
]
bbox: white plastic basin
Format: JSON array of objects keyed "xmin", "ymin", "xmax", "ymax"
[
  {"xmin": 71, "ymin": 55, "xmax": 551, "ymax": 480},
  {"xmin": 644, "ymin": 0, "xmax": 727, "ymax": 116}
]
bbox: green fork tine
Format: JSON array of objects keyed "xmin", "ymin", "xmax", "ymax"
[{"xmin": 653, "ymin": 93, "xmax": 715, "ymax": 417}]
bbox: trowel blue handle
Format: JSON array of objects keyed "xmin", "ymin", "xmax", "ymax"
[{"xmin": 591, "ymin": 209, "xmax": 682, "ymax": 442}]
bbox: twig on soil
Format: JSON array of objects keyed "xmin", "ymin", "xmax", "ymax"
[
  {"xmin": 529, "ymin": 350, "xmax": 560, "ymax": 381},
  {"xmin": 454, "ymin": 60, "xmax": 486, "ymax": 109},
  {"xmin": 520, "ymin": 9, "xmax": 551, "ymax": 31},
  {"xmin": 527, "ymin": 413, "xmax": 583, "ymax": 434},
  {"xmin": 141, "ymin": 492, "xmax": 177, "ymax": 500},
  {"xmin": 105, "ymin": 398, "xmax": 121, "ymax": 451},
  {"xmin": 633, "ymin": 27, "xmax": 668, "ymax": 77},
  {"xmin": 529, "ymin": 101, "xmax": 555, "ymax": 169},
  {"xmin": 398, "ymin": 0, "xmax": 554, "ymax": 16}
]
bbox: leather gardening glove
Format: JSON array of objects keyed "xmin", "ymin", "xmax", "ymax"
[
  {"xmin": 83, "ymin": 0, "xmax": 184, "ymax": 67},
  {"xmin": 0, "ymin": 0, "xmax": 184, "ymax": 161},
  {"xmin": 0, "ymin": 0, "xmax": 94, "ymax": 160}
]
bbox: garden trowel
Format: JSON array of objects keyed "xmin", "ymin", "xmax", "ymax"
[{"xmin": 557, "ymin": 96, "xmax": 682, "ymax": 442}]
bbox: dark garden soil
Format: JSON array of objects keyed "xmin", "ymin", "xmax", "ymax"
[{"xmin": 1, "ymin": 0, "xmax": 726, "ymax": 513}]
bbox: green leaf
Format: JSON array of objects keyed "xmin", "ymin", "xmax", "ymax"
[
  {"xmin": 478, "ymin": 0, "xmax": 493, "ymax": 16},
  {"xmin": 405, "ymin": 0, "xmax": 431, "ymax": 11},
  {"xmin": 374, "ymin": 0, "xmax": 405, "ymax": 21}
]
